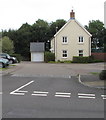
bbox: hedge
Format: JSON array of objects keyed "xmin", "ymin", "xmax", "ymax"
[
  {"xmin": 44, "ymin": 52, "xmax": 55, "ymax": 63},
  {"xmin": 99, "ymin": 70, "xmax": 106, "ymax": 80},
  {"xmin": 72, "ymin": 56, "xmax": 103, "ymax": 63}
]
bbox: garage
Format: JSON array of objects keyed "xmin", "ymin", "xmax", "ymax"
[
  {"xmin": 31, "ymin": 52, "xmax": 44, "ymax": 62},
  {"xmin": 30, "ymin": 42, "xmax": 45, "ymax": 62}
]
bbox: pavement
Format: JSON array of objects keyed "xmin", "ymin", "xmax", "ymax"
[
  {"xmin": 1, "ymin": 62, "xmax": 105, "ymax": 89},
  {"xmin": 78, "ymin": 74, "xmax": 106, "ymax": 89}
]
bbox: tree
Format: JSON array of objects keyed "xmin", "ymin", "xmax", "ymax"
[
  {"xmin": 50, "ymin": 19, "xmax": 66, "ymax": 37},
  {"xmin": 85, "ymin": 20, "xmax": 105, "ymax": 51},
  {"xmin": 1, "ymin": 36, "xmax": 14, "ymax": 54}
]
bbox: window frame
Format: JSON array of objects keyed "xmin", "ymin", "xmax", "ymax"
[
  {"xmin": 62, "ymin": 50, "xmax": 68, "ymax": 58},
  {"xmin": 79, "ymin": 50, "xmax": 83, "ymax": 57},
  {"xmin": 62, "ymin": 36, "xmax": 68, "ymax": 44},
  {"xmin": 78, "ymin": 36, "xmax": 84, "ymax": 43}
]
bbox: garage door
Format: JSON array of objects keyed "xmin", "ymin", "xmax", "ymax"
[{"xmin": 31, "ymin": 52, "xmax": 44, "ymax": 62}]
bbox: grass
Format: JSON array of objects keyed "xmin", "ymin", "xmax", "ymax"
[
  {"xmin": 90, "ymin": 72, "xmax": 100, "ymax": 75},
  {"xmin": 48, "ymin": 61, "xmax": 72, "ymax": 64}
]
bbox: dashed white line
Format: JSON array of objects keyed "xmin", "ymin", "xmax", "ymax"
[
  {"xmin": 101, "ymin": 95, "xmax": 106, "ymax": 99},
  {"xmin": 10, "ymin": 80, "xmax": 34, "ymax": 95},
  {"xmin": 55, "ymin": 92, "xmax": 71, "ymax": 98},
  {"xmin": 31, "ymin": 91, "xmax": 49, "ymax": 97},
  {"xmin": 78, "ymin": 93, "xmax": 95, "ymax": 99}
]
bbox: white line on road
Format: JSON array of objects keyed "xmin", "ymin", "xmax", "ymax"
[
  {"xmin": 78, "ymin": 93, "xmax": 95, "ymax": 99},
  {"xmin": 78, "ymin": 93, "xmax": 95, "ymax": 96},
  {"xmin": 31, "ymin": 91, "xmax": 49, "ymax": 97},
  {"xmin": 55, "ymin": 92, "xmax": 71, "ymax": 98},
  {"xmin": 10, "ymin": 80, "xmax": 34, "ymax": 95},
  {"xmin": 33, "ymin": 91, "xmax": 49, "ymax": 94},
  {"xmin": 0, "ymin": 92, "xmax": 2, "ymax": 95},
  {"xmin": 56, "ymin": 92, "xmax": 71, "ymax": 95},
  {"xmin": 101, "ymin": 95, "xmax": 106, "ymax": 99},
  {"xmin": 55, "ymin": 95, "xmax": 71, "ymax": 98},
  {"xmin": 32, "ymin": 94, "xmax": 48, "ymax": 96}
]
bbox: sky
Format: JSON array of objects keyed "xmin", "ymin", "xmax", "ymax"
[{"xmin": 0, "ymin": 0, "xmax": 105, "ymax": 31}]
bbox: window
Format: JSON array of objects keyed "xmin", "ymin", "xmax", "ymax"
[
  {"xmin": 62, "ymin": 50, "xmax": 67, "ymax": 58},
  {"xmin": 62, "ymin": 36, "xmax": 68, "ymax": 44},
  {"xmin": 79, "ymin": 36, "xmax": 84, "ymax": 43},
  {"xmin": 79, "ymin": 50, "xmax": 83, "ymax": 56}
]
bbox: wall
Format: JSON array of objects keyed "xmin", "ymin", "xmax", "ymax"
[{"xmin": 91, "ymin": 53, "xmax": 106, "ymax": 61}]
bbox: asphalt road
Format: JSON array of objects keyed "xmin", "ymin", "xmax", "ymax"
[{"xmin": 2, "ymin": 74, "xmax": 105, "ymax": 118}]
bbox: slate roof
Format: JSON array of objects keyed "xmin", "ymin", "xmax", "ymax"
[{"xmin": 30, "ymin": 42, "xmax": 45, "ymax": 52}]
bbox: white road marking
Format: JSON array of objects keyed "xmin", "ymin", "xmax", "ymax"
[
  {"xmin": 69, "ymin": 76, "xmax": 71, "ymax": 78},
  {"xmin": 32, "ymin": 94, "xmax": 48, "ymax": 96},
  {"xmin": 78, "ymin": 93, "xmax": 95, "ymax": 99},
  {"xmin": 55, "ymin": 92, "xmax": 71, "ymax": 95},
  {"xmin": 10, "ymin": 80, "xmax": 34, "ymax": 95},
  {"xmin": 0, "ymin": 92, "xmax": 2, "ymax": 95},
  {"xmin": 33, "ymin": 91, "xmax": 49, "ymax": 94},
  {"xmin": 31, "ymin": 91, "xmax": 49, "ymax": 97},
  {"xmin": 55, "ymin": 95, "xmax": 71, "ymax": 98},
  {"xmin": 101, "ymin": 95, "xmax": 106, "ymax": 99},
  {"xmin": 55, "ymin": 92, "xmax": 71, "ymax": 98}
]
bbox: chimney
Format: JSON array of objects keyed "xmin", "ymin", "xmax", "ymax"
[{"xmin": 70, "ymin": 10, "xmax": 75, "ymax": 19}]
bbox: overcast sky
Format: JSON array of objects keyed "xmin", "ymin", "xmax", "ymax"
[{"xmin": 0, "ymin": 0, "xmax": 105, "ymax": 31}]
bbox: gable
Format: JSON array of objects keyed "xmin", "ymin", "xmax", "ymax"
[
  {"xmin": 54, "ymin": 19, "xmax": 92, "ymax": 37},
  {"xmin": 30, "ymin": 42, "xmax": 45, "ymax": 52}
]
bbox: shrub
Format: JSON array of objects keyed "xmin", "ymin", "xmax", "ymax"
[
  {"xmin": 99, "ymin": 70, "xmax": 106, "ymax": 80},
  {"xmin": 44, "ymin": 52, "xmax": 55, "ymax": 63},
  {"xmin": 72, "ymin": 56, "xmax": 89, "ymax": 63},
  {"xmin": 72, "ymin": 56, "xmax": 104, "ymax": 63}
]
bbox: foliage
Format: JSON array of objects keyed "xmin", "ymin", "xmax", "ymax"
[
  {"xmin": 2, "ymin": 19, "xmax": 66, "ymax": 60},
  {"xmin": 72, "ymin": 56, "xmax": 103, "ymax": 63},
  {"xmin": 44, "ymin": 52, "xmax": 55, "ymax": 63},
  {"xmin": 99, "ymin": 70, "xmax": 106, "ymax": 80},
  {"xmin": 1, "ymin": 36, "xmax": 14, "ymax": 54},
  {"xmin": 85, "ymin": 20, "xmax": 105, "ymax": 51}
]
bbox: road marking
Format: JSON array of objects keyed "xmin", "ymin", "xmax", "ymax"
[
  {"xmin": 101, "ymin": 95, "xmax": 106, "ymax": 99},
  {"xmin": 31, "ymin": 91, "xmax": 49, "ymax": 97},
  {"xmin": 10, "ymin": 80, "xmax": 34, "ymax": 95},
  {"xmin": 78, "ymin": 93, "xmax": 95, "ymax": 99},
  {"xmin": 0, "ymin": 92, "xmax": 2, "ymax": 95},
  {"xmin": 69, "ymin": 76, "xmax": 71, "ymax": 78},
  {"xmin": 55, "ymin": 92, "xmax": 71, "ymax": 98}
]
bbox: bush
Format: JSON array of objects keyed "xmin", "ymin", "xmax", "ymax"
[
  {"xmin": 72, "ymin": 56, "xmax": 104, "ymax": 63},
  {"xmin": 10, "ymin": 54, "xmax": 22, "ymax": 63},
  {"xmin": 72, "ymin": 56, "xmax": 90, "ymax": 63},
  {"xmin": 99, "ymin": 70, "xmax": 106, "ymax": 80},
  {"xmin": 44, "ymin": 52, "xmax": 55, "ymax": 63}
]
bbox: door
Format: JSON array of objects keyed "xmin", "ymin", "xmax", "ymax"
[{"xmin": 31, "ymin": 52, "xmax": 44, "ymax": 62}]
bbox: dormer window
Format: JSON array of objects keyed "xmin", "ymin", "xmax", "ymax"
[
  {"xmin": 79, "ymin": 36, "xmax": 84, "ymax": 43},
  {"xmin": 62, "ymin": 36, "xmax": 68, "ymax": 44}
]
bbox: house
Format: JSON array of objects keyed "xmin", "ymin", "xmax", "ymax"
[
  {"xmin": 50, "ymin": 10, "xmax": 92, "ymax": 61},
  {"xmin": 30, "ymin": 42, "xmax": 45, "ymax": 62}
]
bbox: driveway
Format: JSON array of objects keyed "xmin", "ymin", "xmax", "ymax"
[{"xmin": 6, "ymin": 62, "xmax": 104, "ymax": 77}]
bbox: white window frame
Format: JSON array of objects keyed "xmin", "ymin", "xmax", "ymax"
[
  {"xmin": 78, "ymin": 36, "xmax": 84, "ymax": 43},
  {"xmin": 62, "ymin": 36, "xmax": 68, "ymax": 44},
  {"xmin": 79, "ymin": 50, "xmax": 83, "ymax": 57},
  {"xmin": 62, "ymin": 50, "xmax": 68, "ymax": 58}
]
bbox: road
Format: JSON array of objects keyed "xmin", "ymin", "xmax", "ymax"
[{"xmin": 1, "ymin": 62, "xmax": 105, "ymax": 118}]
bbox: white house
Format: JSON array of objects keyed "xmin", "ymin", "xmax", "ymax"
[{"xmin": 50, "ymin": 10, "xmax": 92, "ymax": 61}]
